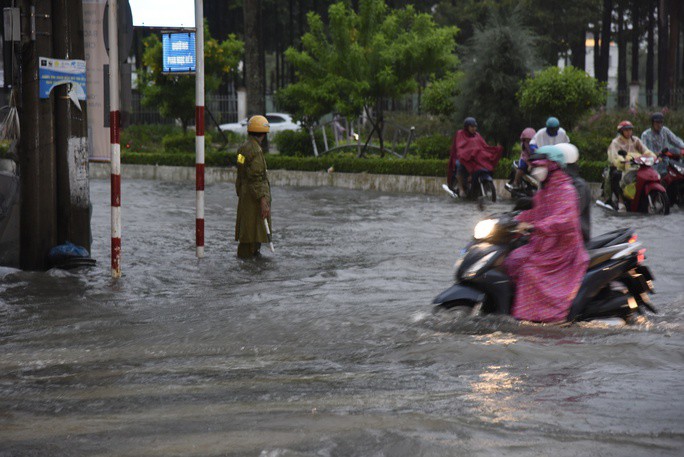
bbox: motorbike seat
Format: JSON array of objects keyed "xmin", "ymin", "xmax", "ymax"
[{"xmin": 584, "ymin": 228, "xmax": 632, "ymax": 250}]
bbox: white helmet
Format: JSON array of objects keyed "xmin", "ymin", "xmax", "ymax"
[{"xmin": 555, "ymin": 143, "xmax": 579, "ymax": 164}]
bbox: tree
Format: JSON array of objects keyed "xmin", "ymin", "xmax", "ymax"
[
  {"xmin": 517, "ymin": 66, "xmax": 606, "ymax": 131},
  {"xmin": 138, "ymin": 23, "xmax": 243, "ymax": 130},
  {"xmin": 456, "ymin": 8, "xmax": 536, "ymax": 151},
  {"xmin": 277, "ymin": 0, "xmax": 459, "ymax": 155},
  {"xmin": 421, "ymin": 72, "xmax": 463, "ymax": 118}
]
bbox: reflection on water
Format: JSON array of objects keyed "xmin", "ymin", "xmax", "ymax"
[{"xmin": 0, "ymin": 179, "xmax": 683, "ymax": 456}]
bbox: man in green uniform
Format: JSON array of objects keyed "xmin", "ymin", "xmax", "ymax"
[{"xmin": 235, "ymin": 115, "xmax": 272, "ymax": 258}]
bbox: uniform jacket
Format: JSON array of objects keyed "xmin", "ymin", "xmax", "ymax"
[{"xmin": 235, "ymin": 137, "xmax": 271, "ymax": 243}]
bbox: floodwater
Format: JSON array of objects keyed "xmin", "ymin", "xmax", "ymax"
[{"xmin": 1, "ymin": 179, "xmax": 683, "ymax": 457}]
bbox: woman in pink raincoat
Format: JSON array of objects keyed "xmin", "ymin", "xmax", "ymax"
[{"xmin": 504, "ymin": 145, "xmax": 589, "ymax": 323}]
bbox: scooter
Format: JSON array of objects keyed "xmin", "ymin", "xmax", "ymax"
[
  {"xmin": 432, "ymin": 212, "xmax": 657, "ymax": 324},
  {"xmin": 504, "ymin": 160, "xmax": 539, "ymax": 199},
  {"xmin": 596, "ymin": 154, "xmax": 670, "ymax": 215},
  {"xmin": 658, "ymin": 149, "xmax": 684, "ymax": 208}
]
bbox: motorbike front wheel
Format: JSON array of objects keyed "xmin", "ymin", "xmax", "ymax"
[{"xmin": 647, "ymin": 190, "xmax": 670, "ymax": 215}]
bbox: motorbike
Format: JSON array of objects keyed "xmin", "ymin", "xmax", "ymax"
[
  {"xmin": 597, "ymin": 154, "xmax": 670, "ymax": 215},
  {"xmin": 658, "ymin": 149, "xmax": 684, "ymax": 208},
  {"xmin": 432, "ymin": 212, "xmax": 657, "ymax": 324},
  {"xmin": 443, "ymin": 169, "xmax": 497, "ymax": 203},
  {"xmin": 504, "ymin": 160, "xmax": 539, "ymax": 199}
]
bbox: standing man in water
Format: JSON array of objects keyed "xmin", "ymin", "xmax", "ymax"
[{"xmin": 235, "ymin": 115, "xmax": 272, "ymax": 259}]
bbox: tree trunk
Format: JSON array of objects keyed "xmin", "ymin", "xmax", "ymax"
[
  {"xmin": 666, "ymin": 0, "xmax": 680, "ymax": 107},
  {"xmin": 647, "ymin": 0, "xmax": 655, "ymax": 106},
  {"xmin": 244, "ymin": 0, "xmax": 267, "ymax": 148},
  {"xmin": 658, "ymin": 0, "xmax": 669, "ymax": 106},
  {"xmin": 570, "ymin": 28, "xmax": 586, "ymax": 70},
  {"xmin": 598, "ymin": 0, "xmax": 613, "ymax": 82},
  {"xmin": 631, "ymin": 0, "xmax": 640, "ymax": 84},
  {"xmin": 594, "ymin": 24, "xmax": 601, "ymax": 77},
  {"xmin": 617, "ymin": 4, "xmax": 628, "ymax": 107}
]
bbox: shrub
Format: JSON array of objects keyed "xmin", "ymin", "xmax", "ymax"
[
  {"xmin": 121, "ymin": 124, "xmax": 179, "ymax": 152},
  {"xmin": 414, "ymin": 134, "xmax": 452, "ymax": 159},
  {"xmin": 272, "ymin": 129, "xmax": 325, "ymax": 156},
  {"xmin": 518, "ymin": 66, "xmax": 606, "ymax": 131}
]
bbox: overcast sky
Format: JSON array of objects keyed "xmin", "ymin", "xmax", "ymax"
[{"xmin": 129, "ymin": 0, "xmax": 195, "ymax": 28}]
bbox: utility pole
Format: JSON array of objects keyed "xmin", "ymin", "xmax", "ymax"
[
  {"xmin": 18, "ymin": 0, "xmax": 57, "ymax": 271},
  {"xmin": 17, "ymin": 0, "xmax": 91, "ymax": 270},
  {"xmin": 53, "ymin": 0, "xmax": 91, "ymax": 253}
]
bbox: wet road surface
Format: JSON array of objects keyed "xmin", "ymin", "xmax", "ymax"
[{"xmin": 1, "ymin": 179, "xmax": 683, "ymax": 456}]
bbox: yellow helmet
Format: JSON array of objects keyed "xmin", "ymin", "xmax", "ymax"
[{"xmin": 247, "ymin": 115, "xmax": 270, "ymax": 133}]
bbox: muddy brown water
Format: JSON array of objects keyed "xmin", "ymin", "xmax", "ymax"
[{"xmin": 1, "ymin": 179, "xmax": 683, "ymax": 456}]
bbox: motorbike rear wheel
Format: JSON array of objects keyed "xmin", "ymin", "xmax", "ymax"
[
  {"xmin": 647, "ymin": 190, "xmax": 670, "ymax": 215},
  {"xmin": 480, "ymin": 181, "xmax": 496, "ymax": 203}
]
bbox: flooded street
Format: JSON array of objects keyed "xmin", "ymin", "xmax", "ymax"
[{"xmin": 1, "ymin": 178, "xmax": 683, "ymax": 456}]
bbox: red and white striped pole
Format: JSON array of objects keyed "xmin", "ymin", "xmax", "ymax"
[
  {"xmin": 109, "ymin": 0, "xmax": 122, "ymax": 277},
  {"xmin": 195, "ymin": 0, "xmax": 205, "ymax": 258}
]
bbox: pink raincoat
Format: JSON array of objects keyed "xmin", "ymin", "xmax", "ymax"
[{"xmin": 504, "ymin": 169, "xmax": 589, "ymax": 322}]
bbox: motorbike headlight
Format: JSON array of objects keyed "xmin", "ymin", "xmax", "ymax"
[
  {"xmin": 474, "ymin": 219, "xmax": 498, "ymax": 240},
  {"xmin": 463, "ymin": 251, "xmax": 496, "ymax": 278}
]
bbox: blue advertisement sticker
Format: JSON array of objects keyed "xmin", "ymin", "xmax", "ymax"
[{"xmin": 38, "ymin": 57, "xmax": 87, "ymax": 100}]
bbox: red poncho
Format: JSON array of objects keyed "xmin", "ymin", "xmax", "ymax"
[
  {"xmin": 448, "ymin": 130, "xmax": 503, "ymax": 185},
  {"xmin": 503, "ymin": 169, "xmax": 589, "ymax": 323}
]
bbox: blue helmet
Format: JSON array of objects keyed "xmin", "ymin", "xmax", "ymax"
[
  {"xmin": 530, "ymin": 145, "xmax": 566, "ymax": 167},
  {"xmin": 463, "ymin": 117, "xmax": 478, "ymax": 128},
  {"xmin": 546, "ymin": 117, "xmax": 560, "ymax": 129}
]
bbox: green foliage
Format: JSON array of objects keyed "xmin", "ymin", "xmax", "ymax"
[
  {"xmin": 121, "ymin": 124, "xmax": 180, "ymax": 152},
  {"xmin": 121, "ymin": 149, "xmax": 607, "ymax": 182},
  {"xmin": 277, "ymin": 0, "xmax": 459, "ymax": 129},
  {"xmin": 517, "ymin": 66, "xmax": 606, "ymax": 131},
  {"xmin": 138, "ymin": 22, "xmax": 243, "ymax": 129},
  {"xmin": 456, "ymin": 8, "xmax": 536, "ymax": 151},
  {"xmin": 421, "ymin": 72, "xmax": 463, "ymax": 118},
  {"xmin": 414, "ymin": 134, "xmax": 452, "ymax": 159},
  {"xmin": 162, "ymin": 131, "xmax": 197, "ymax": 153},
  {"xmin": 272, "ymin": 129, "xmax": 325, "ymax": 157}
]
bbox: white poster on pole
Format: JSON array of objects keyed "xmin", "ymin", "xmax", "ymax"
[{"xmin": 82, "ymin": 0, "xmax": 109, "ymax": 161}]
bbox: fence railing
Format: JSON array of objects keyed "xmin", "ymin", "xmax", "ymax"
[{"xmin": 130, "ymin": 92, "xmax": 238, "ymax": 126}]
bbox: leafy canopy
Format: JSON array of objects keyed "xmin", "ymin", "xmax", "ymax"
[
  {"xmin": 138, "ymin": 21, "xmax": 243, "ymax": 130},
  {"xmin": 517, "ymin": 66, "xmax": 607, "ymax": 131},
  {"xmin": 455, "ymin": 8, "xmax": 536, "ymax": 150},
  {"xmin": 277, "ymin": 0, "xmax": 459, "ymax": 127}
]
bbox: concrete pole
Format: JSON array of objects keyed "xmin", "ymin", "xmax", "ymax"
[
  {"xmin": 18, "ymin": 0, "xmax": 57, "ymax": 270},
  {"xmin": 195, "ymin": 0, "xmax": 205, "ymax": 258},
  {"xmin": 108, "ymin": 0, "xmax": 121, "ymax": 278},
  {"xmin": 53, "ymin": 0, "xmax": 91, "ymax": 252}
]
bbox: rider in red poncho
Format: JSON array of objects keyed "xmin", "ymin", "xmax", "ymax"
[{"xmin": 447, "ymin": 117, "xmax": 503, "ymax": 196}]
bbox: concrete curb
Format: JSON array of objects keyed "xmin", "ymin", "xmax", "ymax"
[{"xmin": 89, "ymin": 162, "xmax": 602, "ymax": 199}]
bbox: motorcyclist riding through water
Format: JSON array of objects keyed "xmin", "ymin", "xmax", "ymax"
[
  {"xmin": 446, "ymin": 117, "xmax": 502, "ymax": 200},
  {"xmin": 507, "ymin": 127, "xmax": 536, "ymax": 190},
  {"xmin": 503, "ymin": 145, "xmax": 589, "ymax": 323},
  {"xmin": 433, "ymin": 143, "xmax": 658, "ymax": 325},
  {"xmin": 604, "ymin": 121, "xmax": 656, "ymax": 212}
]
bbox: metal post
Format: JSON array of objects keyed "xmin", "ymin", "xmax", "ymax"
[
  {"xmin": 195, "ymin": 0, "xmax": 205, "ymax": 258},
  {"xmin": 108, "ymin": 0, "xmax": 121, "ymax": 278}
]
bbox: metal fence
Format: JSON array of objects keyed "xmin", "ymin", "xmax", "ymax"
[{"xmin": 130, "ymin": 92, "xmax": 238, "ymax": 126}]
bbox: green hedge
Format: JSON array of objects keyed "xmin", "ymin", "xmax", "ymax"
[{"xmin": 120, "ymin": 151, "xmax": 606, "ymax": 182}]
